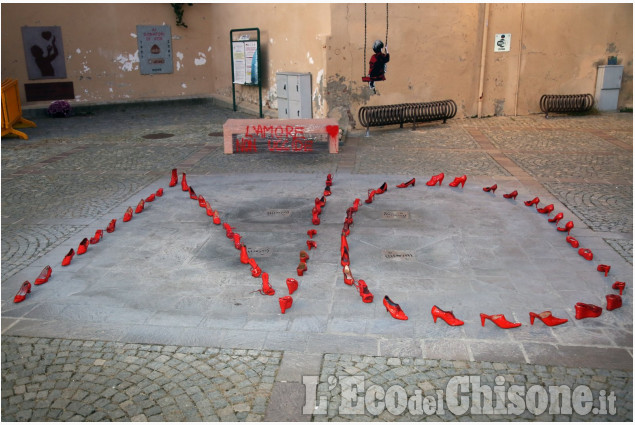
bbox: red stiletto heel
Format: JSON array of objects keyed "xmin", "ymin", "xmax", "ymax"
[
  {"xmin": 557, "ymin": 221, "xmax": 574, "ymax": 234},
  {"xmin": 426, "ymin": 173, "xmax": 444, "ymax": 187},
  {"xmin": 352, "ymin": 198, "xmax": 361, "ymax": 212},
  {"xmin": 34, "ymin": 265, "xmax": 52, "ymax": 285},
  {"xmin": 307, "ymin": 229, "xmax": 317, "ymax": 238},
  {"xmin": 597, "ymin": 264, "xmax": 611, "ymax": 277},
  {"xmin": 566, "ymin": 236, "xmax": 579, "ymax": 248},
  {"xmin": 503, "ymin": 190, "xmax": 518, "ymax": 199},
  {"xmin": 483, "ymin": 184, "xmax": 497, "ymax": 193},
  {"xmin": 156, "ymin": 188, "xmax": 164, "ymax": 197},
  {"xmin": 578, "ymin": 248, "xmax": 593, "ymax": 261},
  {"xmin": 342, "ymin": 221, "xmax": 350, "ymax": 237},
  {"xmin": 396, "ymin": 178, "xmax": 416, "ymax": 188},
  {"xmin": 169, "ymin": 169, "xmax": 178, "ymax": 187},
  {"xmin": 307, "ymin": 240, "xmax": 317, "ymax": 250},
  {"xmin": 383, "ymin": 296, "xmax": 408, "ymax": 320},
  {"xmin": 375, "ymin": 182, "xmax": 388, "ymax": 194},
  {"xmin": 247, "ymin": 259, "xmax": 261, "ymax": 278},
  {"xmin": 61, "ymin": 248, "xmax": 75, "ymax": 266},
  {"xmin": 205, "ymin": 202, "xmax": 214, "ymax": 217},
  {"xmin": 198, "ymin": 195, "xmax": 206, "ymax": 208},
  {"xmin": 537, "ymin": 204, "xmax": 554, "ymax": 215},
  {"xmin": 575, "ymin": 302, "xmax": 602, "ymax": 319},
  {"xmin": 212, "ymin": 211, "xmax": 221, "ymax": 225},
  {"xmin": 449, "ymin": 175, "xmax": 467, "ymax": 188},
  {"xmin": 286, "ymin": 278, "xmax": 298, "ymax": 295},
  {"xmin": 300, "ymin": 250, "xmax": 309, "ymax": 263},
  {"xmin": 480, "ymin": 313, "xmax": 521, "ymax": 328},
  {"xmin": 181, "ymin": 173, "xmax": 189, "ymax": 191},
  {"xmin": 431, "ymin": 305, "xmax": 464, "ymax": 326},
  {"xmin": 279, "ymin": 296, "xmax": 293, "ymax": 314},
  {"xmin": 135, "ymin": 199, "xmax": 145, "ymax": 214},
  {"xmin": 612, "ymin": 281, "xmax": 625, "ymax": 295},
  {"xmin": 240, "ymin": 245, "xmax": 250, "ymax": 264},
  {"xmin": 326, "ymin": 174, "xmax": 333, "ymax": 187},
  {"xmin": 297, "ymin": 262, "xmax": 307, "ymax": 277},
  {"xmin": 233, "ymin": 234, "xmax": 242, "ymax": 250},
  {"xmin": 524, "ymin": 197, "xmax": 540, "ymax": 207},
  {"xmin": 324, "ymin": 186, "xmax": 332, "ymax": 197},
  {"xmin": 77, "ymin": 238, "xmax": 89, "ymax": 255},
  {"xmin": 606, "ymin": 294, "xmax": 622, "ymax": 311},
  {"xmin": 106, "ymin": 219, "xmax": 116, "ymax": 233},
  {"xmin": 312, "ymin": 208, "xmax": 321, "ymax": 225},
  {"xmin": 123, "ymin": 206, "xmax": 133, "ymax": 222},
  {"xmin": 223, "ymin": 223, "xmax": 234, "ymax": 238},
  {"xmin": 14, "ymin": 281, "xmax": 32, "ymax": 303},
  {"xmin": 315, "ymin": 196, "xmax": 326, "ymax": 208},
  {"xmin": 342, "ymin": 265, "xmax": 354, "ymax": 285},
  {"xmin": 145, "ymin": 193, "xmax": 156, "ymax": 202},
  {"xmin": 257, "ymin": 272, "xmax": 275, "ymax": 295},
  {"xmin": 365, "ymin": 190, "xmax": 376, "ymax": 204},
  {"xmin": 529, "ymin": 311, "xmax": 568, "ymax": 326},
  {"xmin": 188, "ymin": 187, "xmax": 197, "ymax": 200},
  {"xmin": 357, "ymin": 280, "xmax": 374, "ymax": 303},
  {"xmin": 90, "ymin": 229, "xmax": 103, "ymax": 244},
  {"xmin": 548, "ymin": 212, "xmax": 564, "ymax": 224},
  {"xmin": 341, "ymin": 247, "xmax": 350, "ymax": 267}
]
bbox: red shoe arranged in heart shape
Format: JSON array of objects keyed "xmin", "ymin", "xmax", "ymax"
[
  {"xmin": 135, "ymin": 199, "xmax": 145, "ymax": 214},
  {"xmin": 383, "ymin": 296, "xmax": 408, "ymax": 320},
  {"xmin": 548, "ymin": 212, "xmax": 564, "ymax": 224},
  {"xmin": 212, "ymin": 211, "xmax": 221, "ymax": 225},
  {"xmin": 597, "ymin": 264, "xmax": 611, "ymax": 277},
  {"xmin": 483, "ymin": 184, "xmax": 497, "ymax": 193},
  {"xmin": 524, "ymin": 197, "xmax": 540, "ymax": 207},
  {"xmin": 503, "ymin": 190, "xmax": 518, "ymax": 200},
  {"xmin": 342, "ymin": 265, "xmax": 354, "ymax": 285},
  {"xmin": 612, "ymin": 281, "xmax": 626, "ymax": 295},
  {"xmin": 312, "ymin": 208, "xmax": 321, "ymax": 225},
  {"xmin": 145, "ymin": 193, "xmax": 156, "ymax": 203},
  {"xmin": 606, "ymin": 294, "xmax": 622, "ymax": 311},
  {"xmin": 375, "ymin": 182, "xmax": 388, "ymax": 194},
  {"xmin": 575, "ymin": 302, "xmax": 602, "ymax": 319},
  {"xmin": 14, "ymin": 281, "xmax": 32, "ymax": 303},
  {"xmin": 248, "ymin": 258, "xmax": 262, "ymax": 278},
  {"xmin": 325, "ymin": 173, "xmax": 333, "ymax": 186},
  {"xmin": 557, "ymin": 221, "xmax": 574, "ymax": 234},
  {"xmin": 431, "ymin": 305, "xmax": 464, "ymax": 326},
  {"xmin": 240, "ymin": 245, "xmax": 250, "ymax": 264},
  {"xmin": 297, "ymin": 262, "xmax": 307, "ymax": 277},
  {"xmin": 198, "ymin": 195, "xmax": 206, "ymax": 208},
  {"xmin": 205, "ymin": 202, "xmax": 215, "ymax": 217},
  {"xmin": 306, "ymin": 240, "xmax": 317, "ymax": 250},
  {"xmin": 449, "ymin": 175, "xmax": 467, "ymax": 188},
  {"xmin": 90, "ymin": 229, "xmax": 103, "ymax": 244},
  {"xmin": 396, "ymin": 178, "xmax": 415, "ymax": 188},
  {"xmin": 34, "ymin": 265, "xmax": 52, "ymax": 285},
  {"xmin": 566, "ymin": 236, "xmax": 579, "ymax": 248},
  {"xmin": 426, "ymin": 173, "xmax": 444, "ymax": 187},
  {"xmin": 77, "ymin": 238, "xmax": 89, "ymax": 255},
  {"xmin": 233, "ymin": 233, "xmax": 242, "ymax": 249},
  {"xmin": 307, "ymin": 229, "xmax": 317, "ymax": 238},
  {"xmin": 537, "ymin": 204, "xmax": 554, "ymax": 215},
  {"xmin": 357, "ymin": 280, "xmax": 374, "ymax": 303},
  {"xmin": 279, "ymin": 296, "xmax": 293, "ymax": 314},
  {"xmin": 578, "ymin": 248, "xmax": 593, "ymax": 261},
  {"xmin": 258, "ymin": 272, "xmax": 275, "ymax": 295},
  {"xmin": 181, "ymin": 173, "xmax": 189, "ymax": 191},
  {"xmin": 286, "ymin": 278, "xmax": 298, "ymax": 295},
  {"xmin": 123, "ymin": 207, "xmax": 133, "ymax": 222},
  {"xmin": 480, "ymin": 313, "xmax": 521, "ymax": 328},
  {"xmin": 529, "ymin": 311, "xmax": 568, "ymax": 326},
  {"xmin": 106, "ymin": 219, "xmax": 116, "ymax": 233},
  {"xmin": 188, "ymin": 187, "xmax": 197, "ymax": 200},
  {"xmin": 365, "ymin": 190, "xmax": 376, "ymax": 204},
  {"xmin": 156, "ymin": 188, "xmax": 164, "ymax": 197},
  {"xmin": 299, "ymin": 250, "xmax": 309, "ymax": 263},
  {"xmin": 351, "ymin": 198, "xmax": 361, "ymax": 212},
  {"xmin": 169, "ymin": 169, "xmax": 178, "ymax": 187},
  {"xmin": 324, "ymin": 186, "xmax": 332, "ymax": 197},
  {"xmin": 61, "ymin": 248, "xmax": 75, "ymax": 266}
]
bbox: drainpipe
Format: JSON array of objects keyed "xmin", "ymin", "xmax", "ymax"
[
  {"xmin": 477, "ymin": 3, "xmax": 490, "ymax": 118},
  {"xmin": 514, "ymin": 3, "xmax": 526, "ymax": 116}
]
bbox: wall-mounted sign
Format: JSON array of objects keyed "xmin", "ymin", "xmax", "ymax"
[
  {"xmin": 137, "ymin": 25, "xmax": 173, "ymax": 74},
  {"xmin": 494, "ymin": 33, "xmax": 511, "ymax": 52},
  {"xmin": 21, "ymin": 26, "xmax": 67, "ymax": 80}
]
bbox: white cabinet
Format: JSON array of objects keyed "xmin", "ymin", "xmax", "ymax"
[
  {"xmin": 277, "ymin": 72, "xmax": 312, "ymax": 118},
  {"xmin": 595, "ymin": 65, "xmax": 623, "ymax": 111}
]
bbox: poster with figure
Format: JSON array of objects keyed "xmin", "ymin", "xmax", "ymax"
[
  {"xmin": 137, "ymin": 25, "xmax": 173, "ymax": 74},
  {"xmin": 21, "ymin": 26, "xmax": 67, "ymax": 80}
]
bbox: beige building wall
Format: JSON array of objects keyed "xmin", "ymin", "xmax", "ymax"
[{"xmin": 2, "ymin": 3, "xmax": 632, "ymax": 129}]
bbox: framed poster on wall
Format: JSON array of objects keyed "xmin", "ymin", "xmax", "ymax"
[
  {"xmin": 21, "ymin": 26, "xmax": 67, "ymax": 80},
  {"xmin": 137, "ymin": 25, "xmax": 173, "ymax": 74}
]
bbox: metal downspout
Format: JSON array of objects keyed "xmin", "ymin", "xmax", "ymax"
[
  {"xmin": 477, "ymin": 3, "xmax": 490, "ymax": 118},
  {"xmin": 514, "ymin": 3, "xmax": 526, "ymax": 116}
]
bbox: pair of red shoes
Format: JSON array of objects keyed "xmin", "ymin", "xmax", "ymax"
[
  {"xmin": 485, "ymin": 185, "xmax": 518, "ymax": 199},
  {"xmin": 312, "ymin": 196, "xmax": 326, "ymax": 225},
  {"xmin": 14, "ymin": 265, "xmax": 53, "ymax": 303},
  {"xmin": 279, "ymin": 278, "xmax": 300, "ymax": 313},
  {"xmin": 169, "ymin": 169, "xmax": 190, "ymax": 192}
]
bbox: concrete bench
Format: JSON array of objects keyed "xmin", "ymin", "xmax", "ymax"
[{"xmin": 223, "ymin": 118, "xmax": 339, "ymax": 154}]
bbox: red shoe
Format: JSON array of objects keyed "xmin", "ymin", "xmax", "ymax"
[
  {"xmin": 34, "ymin": 265, "xmax": 52, "ymax": 285},
  {"xmin": 212, "ymin": 211, "xmax": 221, "ymax": 225},
  {"xmin": 61, "ymin": 248, "xmax": 75, "ymax": 266},
  {"xmin": 449, "ymin": 175, "xmax": 467, "ymax": 188},
  {"xmin": 483, "ymin": 184, "xmax": 497, "ymax": 193},
  {"xmin": 326, "ymin": 174, "xmax": 333, "ymax": 187},
  {"xmin": 548, "ymin": 212, "xmax": 564, "ymax": 224},
  {"xmin": 315, "ymin": 196, "xmax": 326, "ymax": 208},
  {"xmin": 307, "ymin": 229, "xmax": 317, "ymax": 239},
  {"xmin": 233, "ymin": 233, "xmax": 242, "ymax": 249},
  {"xmin": 258, "ymin": 272, "xmax": 275, "ymax": 295},
  {"xmin": 169, "ymin": 168, "xmax": 178, "ymax": 187},
  {"xmin": 307, "ymin": 240, "xmax": 317, "ymax": 251},
  {"xmin": 357, "ymin": 280, "xmax": 374, "ymax": 303},
  {"xmin": 480, "ymin": 313, "xmax": 521, "ymax": 328},
  {"xmin": 503, "ymin": 190, "xmax": 518, "ymax": 200},
  {"xmin": 575, "ymin": 302, "xmax": 602, "ymax": 319},
  {"xmin": 383, "ymin": 296, "xmax": 408, "ymax": 320},
  {"xmin": 106, "ymin": 219, "xmax": 116, "ymax": 233},
  {"xmin": 342, "ymin": 221, "xmax": 350, "ymax": 237},
  {"xmin": 90, "ymin": 229, "xmax": 103, "ymax": 244},
  {"xmin": 365, "ymin": 189, "xmax": 376, "ymax": 204},
  {"xmin": 341, "ymin": 234, "xmax": 349, "ymax": 254},
  {"xmin": 578, "ymin": 248, "xmax": 593, "ymax": 261},
  {"xmin": 524, "ymin": 197, "xmax": 540, "ymax": 207},
  {"xmin": 612, "ymin": 281, "xmax": 626, "ymax": 295},
  {"xmin": 312, "ymin": 209, "xmax": 321, "ymax": 225},
  {"xmin": 297, "ymin": 262, "xmax": 307, "ymax": 276},
  {"xmin": 342, "ymin": 265, "xmax": 354, "ymax": 285},
  {"xmin": 223, "ymin": 223, "xmax": 234, "ymax": 239},
  {"xmin": 396, "ymin": 178, "xmax": 416, "ymax": 188},
  {"xmin": 597, "ymin": 264, "xmax": 610, "ymax": 277},
  {"xmin": 14, "ymin": 281, "xmax": 31, "ymax": 303},
  {"xmin": 198, "ymin": 195, "xmax": 206, "ymax": 208},
  {"xmin": 299, "ymin": 250, "xmax": 309, "ymax": 263},
  {"xmin": 606, "ymin": 294, "xmax": 622, "ymax": 311},
  {"xmin": 188, "ymin": 187, "xmax": 197, "ymax": 200},
  {"xmin": 156, "ymin": 188, "xmax": 164, "ymax": 197},
  {"xmin": 529, "ymin": 311, "xmax": 568, "ymax": 326},
  {"xmin": 286, "ymin": 278, "xmax": 298, "ymax": 295},
  {"xmin": 279, "ymin": 296, "xmax": 293, "ymax": 314},
  {"xmin": 135, "ymin": 199, "xmax": 145, "ymax": 214},
  {"xmin": 145, "ymin": 193, "xmax": 156, "ymax": 202},
  {"xmin": 566, "ymin": 236, "xmax": 579, "ymax": 248},
  {"xmin": 352, "ymin": 198, "xmax": 361, "ymax": 212},
  {"xmin": 426, "ymin": 173, "xmax": 444, "ymax": 187},
  {"xmin": 341, "ymin": 248, "xmax": 350, "ymax": 267},
  {"xmin": 324, "ymin": 186, "xmax": 332, "ymax": 197},
  {"xmin": 205, "ymin": 202, "xmax": 215, "ymax": 217},
  {"xmin": 537, "ymin": 204, "xmax": 554, "ymax": 215},
  {"xmin": 249, "ymin": 258, "xmax": 262, "ymax": 278},
  {"xmin": 240, "ymin": 245, "xmax": 250, "ymax": 264},
  {"xmin": 431, "ymin": 305, "xmax": 464, "ymax": 326},
  {"xmin": 77, "ymin": 238, "xmax": 89, "ymax": 255},
  {"xmin": 181, "ymin": 173, "xmax": 189, "ymax": 191},
  {"xmin": 557, "ymin": 221, "xmax": 574, "ymax": 234},
  {"xmin": 123, "ymin": 206, "xmax": 133, "ymax": 222},
  {"xmin": 375, "ymin": 182, "xmax": 388, "ymax": 194}
]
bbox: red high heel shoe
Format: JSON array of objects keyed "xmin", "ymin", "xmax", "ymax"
[
  {"xmin": 233, "ymin": 233, "xmax": 242, "ymax": 249},
  {"xmin": 248, "ymin": 258, "xmax": 262, "ymax": 278},
  {"xmin": 375, "ymin": 182, "xmax": 388, "ymax": 194},
  {"xmin": 548, "ymin": 212, "xmax": 564, "ymax": 224},
  {"xmin": 449, "ymin": 175, "xmax": 467, "ymax": 188},
  {"xmin": 312, "ymin": 208, "xmax": 321, "ymax": 225},
  {"xmin": 188, "ymin": 187, "xmax": 197, "ymax": 200},
  {"xmin": 212, "ymin": 211, "xmax": 221, "ymax": 225},
  {"xmin": 529, "ymin": 311, "xmax": 568, "ymax": 326},
  {"xmin": 342, "ymin": 221, "xmax": 350, "ymax": 237},
  {"xmin": 169, "ymin": 169, "xmax": 178, "ymax": 187},
  {"xmin": 307, "ymin": 229, "xmax": 317, "ymax": 238},
  {"xmin": 606, "ymin": 294, "xmax": 622, "ymax": 311},
  {"xmin": 299, "ymin": 250, "xmax": 309, "ymax": 263},
  {"xmin": 383, "ymin": 296, "xmax": 408, "ymax": 320},
  {"xmin": 426, "ymin": 173, "xmax": 444, "ymax": 187},
  {"xmin": 503, "ymin": 190, "xmax": 518, "ymax": 199},
  {"xmin": 34, "ymin": 265, "xmax": 52, "ymax": 285},
  {"xmin": 351, "ymin": 198, "xmax": 361, "ymax": 212},
  {"xmin": 483, "ymin": 184, "xmax": 497, "ymax": 193},
  {"xmin": 205, "ymin": 202, "xmax": 215, "ymax": 217},
  {"xmin": 341, "ymin": 234, "xmax": 349, "ymax": 253},
  {"xmin": 223, "ymin": 223, "xmax": 234, "ymax": 238},
  {"xmin": 612, "ymin": 281, "xmax": 626, "ymax": 295},
  {"xmin": 537, "ymin": 204, "xmax": 554, "ymax": 215},
  {"xmin": 557, "ymin": 221, "xmax": 574, "ymax": 234},
  {"xmin": 315, "ymin": 196, "xmax": 326, "ymax": 208},
  {"xmin": 156, "ymin": 188, "xmax": 164, "ymax": 197},
  {"xmin": 342, "ymin": 265, "xmax": 354, "ymax": 285},
  {"xmin": 135, "ymin": 199, "xmax": 145, "ymax": 214},
  {"xmin": 279, "ymin": 296, "xmax": 293, "ymax": 314},
  {"xmin": 357, "ymin": 280, "xmax": 374, "ymax": 303},
  {"xmin": 286, "ymin": 278, "xmax": 298, "ymax": 295},
  {"xmin": 566, "ymin": 236, "xmax": 579, "ymax": 248},
  {"xmin": 480, "ymin": 313, "xmax": 521, "ymax": 328},
  {"xmin": 61, "ymin": 248, "xmax": 75, "ymax": 266},
  {"xmin": 77, "ymin": 238, "xmax": 89, "ymax": 255},
  {"xmin": 396, "ymin": 178, "xmax": 416, "ymax": 188},
  {"xmin": 341, "ymin": 248, "xmax": 350, "ymax": 267},
  {"xmin": 324, "ymin": 186, "xmax": 332, "ymax": 197},
  {"xmin": 575, "ymin": 302, "xmax": 602, "ymax": 319},
  {"xmin": 297, "ymin": 262, "xmax": 307, "ymax": 276},
  {"xmin": 240, "ymin": 245, "xmax": 250, "ymax": 264},
  {"xmin": 106, "ymin": 219, "xmax": 116, "ymax": 233},
  {"xmin": 365, "ymin": 189, "xmax": 376, "ymax": 204},
  {"xmin": 597, "ymin": 264, "xmax": 611, "ymax": 277},
  {"xmin": 146, "ymin": 193, "xmax": 156, "ymax": 203},
  {"xmin": 181, "ymin": 173, "xmax": 189, "ymax": 191},
  {"xmin": 431, "ymin": 305, "xmax": 464, "ymax": 326},
  {"xmin": 123, "ymin": 206, "xmax": 133, "ymax": 222},
  {"xmin": 90, "ymin": 229, "xmax": 103, "ymax": 244},
  {"xmin": 198, "ymin": 195, "xmax": 206, "ymax": 208},
  {"xmin": 578, "ymin": 248, "xmax": 593, "ymax": 261},
  {"xmin": 307, "ymin": 240, "xmax": 317, "ymax": 250},
  {"xmin": 14, "ymin": 281, "xmax": 32, "ymax": 303},
  {"xmin": 326, "ymin": 174, "xmax": 333, "ymax": 187},
  {"xmin": 524, "ymin": 197, "xmax": 540, "ymax": 207},
  {"xmin": 258, "ymin": 272, "xmax": 275, "ymax": 295}
]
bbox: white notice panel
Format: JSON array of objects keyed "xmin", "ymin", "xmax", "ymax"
[{"xmin": 494, "ymin": 33, "xmax": 511, "ymax": 52}]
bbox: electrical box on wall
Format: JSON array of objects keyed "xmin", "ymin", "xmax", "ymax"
[
  {"xmin": 595, "ymin": 65, "xmax": 623, "ymax": 111},
  {"xmin": 277, "ymin": 72, "xmax": 312, "ymax": 119}
]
